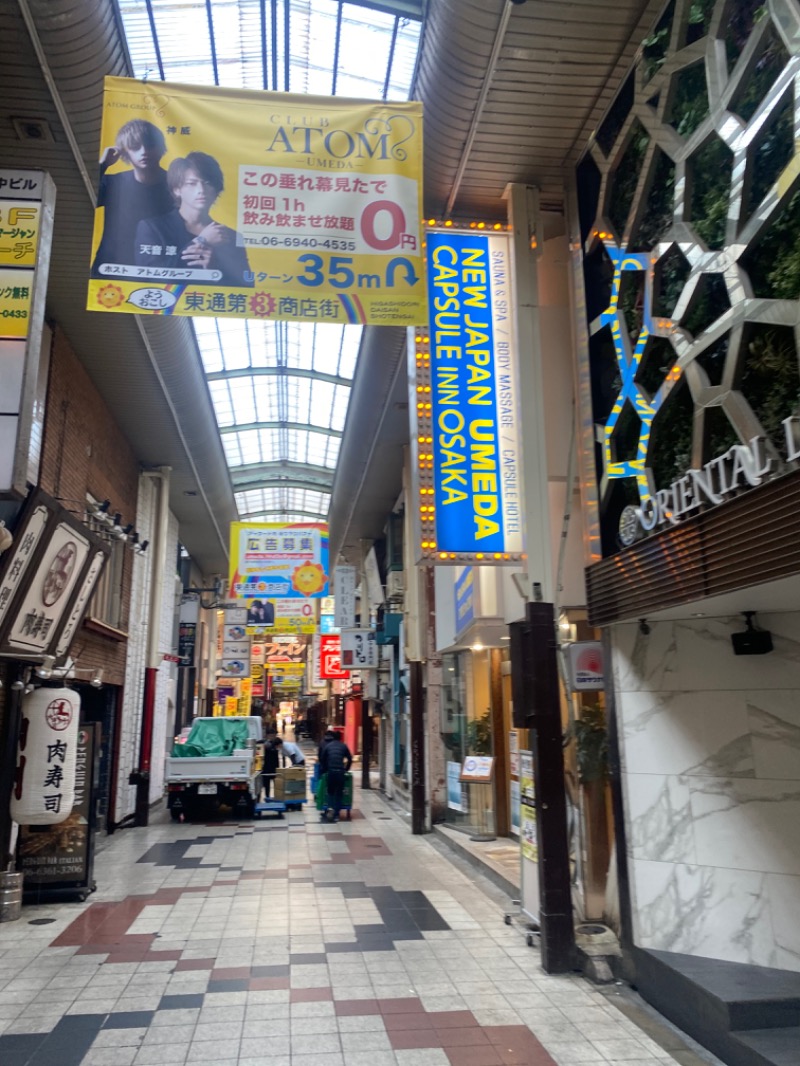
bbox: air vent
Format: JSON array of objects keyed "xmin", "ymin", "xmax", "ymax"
[{"xmin": 11, "ymin": 117, "xmax": 54, "ymax": 143}]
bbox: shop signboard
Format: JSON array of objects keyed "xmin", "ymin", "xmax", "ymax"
[
  {"xmin": 334, "ymin": 565, "xmax": 356, "ymax": 628},
  {"xmin": 340, "ymin": 628, "xmax": 378, "ymax": 669},
  {"xmin": 413, "ymin": 229, "xmax": 524, "ymax": 562},
  {"xmin": 18, "ymin": 722, "xmax": 99, "ymax": 902},
  {"xmin": 518, "ymin": 748, "xmax": 539, "ymax": 919},
  {"xmin": 318, "ymin": 633, "xmax": 348, "ymax": 680},
  {"xmin": 0, "ymin": 490, "xmax": 109, "ymax": 662},
  {"xmin": 0, "ymin": 169, "xmax": 55, "ymax": 495},
  {"xmin": 247, "ymin": 598, "xmax": 316, "ymax": 635},
  {"xmin": 564, "ymin": 641, "xmax": 605, "ymax": 691},
  {"xmin": 86, "ymin": 77, "xmax": 425, "ymax": 327},
  {"xmin": 460, "ymin": 755, "xmax": 493, "ymax": 783},
  {"xmin": 319, "ymin": 614, "xmax": 338, "ymax": 634},
  {"xmin": 229, "ymin": 522, "xmax": 329, "ymax": 600},
  {"xmin": 11, "ymin": 687, "xmax": 81, "ymax": 825}
]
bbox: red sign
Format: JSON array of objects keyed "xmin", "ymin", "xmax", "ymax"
[{"xmin": 319, "ymin": 634, "xmax": 348, "ymax": 680}]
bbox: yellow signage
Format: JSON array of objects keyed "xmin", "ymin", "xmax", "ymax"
[
  {"xmin": 87, "ymin": 77, "xmax": 426, "ymax": 326},
  {"xmin": 0, "ymin": 268, "xmax": 34, "ymax": 338},
  {"xmin": 224, "ymin": 696, "xmax": 238, "ymax": 716},
  {"xmin": 0, "ymin": 201, "xmax": 40, "ymax": 268}
]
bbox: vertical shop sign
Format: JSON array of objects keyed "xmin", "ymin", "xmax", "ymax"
[
  {"xmin": 18, "ymin": 723, "xmax": 99, "ymax": 900},
  {"xmin": 340, "ymin": 629, "xmax": 378, "ymax": 669},
  {"xmin": 0, "ymin": 170, "xmax": 55, "ymax": 496},
  {"xmin": 413, "ymin": 229, "xmax": 524, "ymax": 561},
  {"xmin": 334, "ymin": 565, "xmax": 356, "ymax": 628},
  {"xmin": 319, "ymin": 633, "xmax": 348, "ymax": 680},
  {"xmin": 87, "ymin": 78, "xmax": 425, "ymax": 326},
  {"xmin": 10, "ymin": 688, "xmax": 81, "ymax": 825}
]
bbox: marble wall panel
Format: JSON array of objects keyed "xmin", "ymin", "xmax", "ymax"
[
  {"xmin": 630, "ymin": 859, "xmax": 779, "ymax": 968},
  {"xmin": 688, "ymin": 777, "xmax": 800, "ymax": 876},
  {"xmin": 623, "ymin": 773, "xmax": 696, "ymax": 863},
  {"xmin": 612, "ymin": 612, "xmax": 800, "ymax": 972},
  {"xmin": 747, "ymin": 691, "xmax": 800, "ymax": 781},
  {"xmin": 618, "ymin": 689, "xmax": 754, "ymax": 777},
  {"xmin": 613, "ymin": 614, "xmax": 800, "ymax": 693}
]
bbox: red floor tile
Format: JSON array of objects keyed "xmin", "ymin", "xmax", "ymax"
[
  {"xmin": 385, "ymin": 1013, "xmax": 435, "ymax": 1031},
  {"xmin": 334, "ymin": 1000, "xmax": 381, "ymax": 1016},
  {"xmin": 438, "ymin": 1027, "xmax": 490, "ymax": 1047},
  {"xmin": 445, "ymin": 1046, "xmax": 503, "ymax": 1066},
  {"xmin": 432, "ymin": 1011, "xmax": 478, "ymax": 1029},
  {"xmin": 389, "ymin": 1030, "xmax": 445, "ymax": 1050}
]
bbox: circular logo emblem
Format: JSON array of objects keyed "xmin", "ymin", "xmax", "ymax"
[
  {"xmin": 96, "ymin": 283, "xmax": 125, "ymax": 309},
  {"xmin": 42, "ymin": 541, "xmax": 78, "ymax": 606},
  {"xmin": 46, "ymin": 697, "xmax": 74, "ymax": 731},
  {"xmin": 618, "ymin": 505, "xmax": 641, "ymax": 547}
]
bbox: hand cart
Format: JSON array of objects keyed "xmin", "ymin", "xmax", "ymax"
[{"xmin": 314, "ymin": 770, "xmax": 353, "ymax": 821}]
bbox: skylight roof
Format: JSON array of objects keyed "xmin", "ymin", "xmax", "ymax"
[{"xmin": 117, "ymin": 0, "xmax": 421, "ymax": 520}]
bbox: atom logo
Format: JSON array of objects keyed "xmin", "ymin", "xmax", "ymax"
[
  {"xmin": 249, "ymin": 292, "xmax": 277, "ymax": 317},
  {"xmin": 46, "ymin": 698, "xmax": 74, "ymax": 731}
]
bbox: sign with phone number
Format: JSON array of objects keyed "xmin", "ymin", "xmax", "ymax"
[{"xmin": 87, "ymin": 77, "xmax": 426, "ymax": 326}]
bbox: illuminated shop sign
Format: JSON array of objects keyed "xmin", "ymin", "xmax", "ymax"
[
  {"xmin": 624, "ymin": 420, "xmax": 800, "ymax": 541},
  {"xmin": 413, "ymin": 228, "xmax": 523, "ymax": 563}
]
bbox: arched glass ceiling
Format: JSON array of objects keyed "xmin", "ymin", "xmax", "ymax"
[{"xmin": 117, "ymin": 0, "xmax": 422, "ymax": 522}]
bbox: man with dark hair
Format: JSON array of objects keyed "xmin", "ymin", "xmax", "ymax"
[
  {"xmin": 135, "ymin": 151, "xmax": 252, "ymax": 285},
  {"xmin": 318, "ymin": 732, "xmax": 352, "ymax": 823}
]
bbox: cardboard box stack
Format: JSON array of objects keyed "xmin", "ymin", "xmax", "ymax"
[{"xmin": 274, "ymin": 766, "xmax": 306, "ymax": 800}]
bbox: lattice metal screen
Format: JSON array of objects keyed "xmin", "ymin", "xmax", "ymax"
[{"xmin": 576, "ymin": 0, "xmax": 800, "ymax": 556}]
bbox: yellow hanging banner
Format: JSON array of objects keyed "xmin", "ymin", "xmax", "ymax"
[{"xmin": 86, "ymin": 77, "xmax": 426, "ymax": 326}]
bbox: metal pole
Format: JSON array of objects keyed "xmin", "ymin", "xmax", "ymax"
[
  {"xmin": 134, "ymin": 467, "xmax": 171, "ymax": 826},
  {"xmin": 409, "ymin": 659, "xmax": 425, "ymax": 834},
  {"xmin": 510, "ymin": 601, "xmax": 575, "ymax": 973}
]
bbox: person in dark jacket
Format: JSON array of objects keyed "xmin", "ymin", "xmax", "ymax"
[
  {"xmin": 317, "ymin": 729, "xmax": 337, "ymax": 763},
  {"xmin": 260, "ymin": 737, "xmax": 280, "ymax": 799},
  {"xmin": 135, "ymin": 151, "xmax": 252, "ymax": 286},
  {"xmin": 91, "ymin": 119, "xmax": 173, "ymax": 276},
  {"xmin": 318, "ymin": 735, "xmax": 352, "ymax": 822}
]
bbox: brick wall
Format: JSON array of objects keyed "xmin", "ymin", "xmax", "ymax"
[{"xmin": 39, "ymin": 326, "xmax": 140, "ymax": 687}]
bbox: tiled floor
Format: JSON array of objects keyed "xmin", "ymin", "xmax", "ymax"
[{"xmin": 0, "ymin": 773, "xmax": 702, "ymax": 1066}]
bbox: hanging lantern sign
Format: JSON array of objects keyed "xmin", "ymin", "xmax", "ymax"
[{"xmin": 10, "ymin": 687, "xmax": 81, "ymax": 825}]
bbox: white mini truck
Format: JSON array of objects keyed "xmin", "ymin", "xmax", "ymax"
[{"xmin": 165, "ymin": 716, "xmax": 262, "ymax": 821}]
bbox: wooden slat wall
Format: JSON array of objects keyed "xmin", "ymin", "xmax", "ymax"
[{"xmin": 586, "ymin": 471, "xmax": 800, "ymax": 626}]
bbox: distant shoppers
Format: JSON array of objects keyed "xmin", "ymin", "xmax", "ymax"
[
  {"xmin": 275, "ymin": 737, "xmax": 305, "ymax": 767},
  {"xmin": 260, "ymin": 736, "xmax": 280, "ymax": 799},
  {"xmin": 318, "ymin": 733, "xmax": 352, "ymax": 823}
]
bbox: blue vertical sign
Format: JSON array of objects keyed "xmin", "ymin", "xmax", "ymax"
[{"xmin": 425, "ymin": 231, "xmax": 523, "ymax": 555}]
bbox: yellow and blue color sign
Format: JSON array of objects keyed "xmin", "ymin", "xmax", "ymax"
[
  {"xmin": 87, "ymin": 77, "xmax": 426, "ymax": 326},
  {"xmin": 229, "ymin": 522, "xmax": 329, "ymax": 600},
  {"xmin": 419, "ymin": 230, "xmax": 523, "ymax": 559}
]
